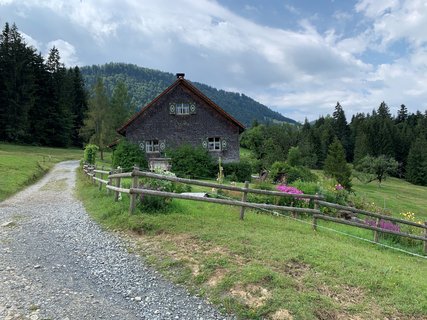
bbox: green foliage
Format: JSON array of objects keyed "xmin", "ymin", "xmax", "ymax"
[
  {"xmin": 83, "ymin": 144, "xmax": 99, "ymax": 165},
  {"xmin": 0, "ymin": 22, "xmax": 87, "ymax": 147},
  {"xmin": 222, "ymin": 161, "xmax": 252, "ymax": 182},
  {"xmin": 112, "ymin": 139, "xmax": 147, "ymax": 170},
  {"xmin": 356, "ymin": 155, "xmax": 398, "ymax": 184},
  {"xmin": 270, "ymin": 161, "xmax": 318, "ymax": 184},
  {"xmin": 286, "ymin": 146, "xmax": 302, "ymax": 167},
  {"xmin": 406, "ymin": 137, "xmax": 427, "ymax": 186},
  {"xmin": 169, "ymin": 144, "xmax": 215, "ymax": 179},
  {"xmin": 324, "ymin": 138, "xmax": 352, "ymax": 190}
]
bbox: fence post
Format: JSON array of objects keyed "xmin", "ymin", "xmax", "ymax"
[
  {"xmin": 239, "ymin": 181, "xmax": 249, "ymax": 220},
  {"xmin": 424, "ymin": 221, "xmax": 427, "ymax": 255},
  {"xmin": 313, "ymin": 215, "xmax": 317, "ymax": 231},
  {"xmin": 107, "ymin": 171, "xmax": 112, "ymax": 195},
  {"xmin": 314, "ymin": 197, "xmax": 319, "ymax": 211},
  {"xmin": 114, "ymin": 167, "xmax": 122, "ymax": 202},
  {"xmin": 129, "ymin": 165, "xmax": 139, "ymax": 214},
  {"xmin": 92, "ymin": 165, "xmax": 96, "ymax": 185},
  {"xmin": 373, "ymin": 217, "xmax": 381, "ymax": 242},
  {"xmin": 99, "ymin": 165, "xmax": 104, "ymax": 191}
]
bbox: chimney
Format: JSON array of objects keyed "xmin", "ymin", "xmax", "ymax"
[{"xmin": 176, "ymin": 73, "xmax": 185, "ymax": 79}]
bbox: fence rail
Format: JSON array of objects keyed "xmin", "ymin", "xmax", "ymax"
[{"xmin": 82, "ymin": 164, "xmax": 427, "ymax": 255}]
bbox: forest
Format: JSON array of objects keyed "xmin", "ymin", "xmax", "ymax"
[
  {"xmin": 241, "ymin": 102, "xmax": 427, "ymax": 186},
  {"xmin": 0, "ymin": 23, "xmax": 87, "ymax": 147}
]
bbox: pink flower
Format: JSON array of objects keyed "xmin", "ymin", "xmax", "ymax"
[
  {"xmin": 335, "ymin": 184, "xmax": 344, "ymax": 191},
  {"xmin": 276, "ymin": 185, "xmax": 303, "ymax": 195}
]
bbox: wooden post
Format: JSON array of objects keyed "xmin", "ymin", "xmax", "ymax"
[
  {"xmin": 107, "ymin": 171, "xmax": 112, "ymax": 195},
  {"xmin": 129, "ymin": 165, "xmax": 139, "ymax": 214},
  {"xmin": 374, "ymin": 217, "xmax": 381, "ymax": 242},
  {"xmin": 313, "ymin": 216, "xmax": 318, "ymax": 231},
  {"xmin": 92, "ymin": 165, "xmax": 96, "ymax": 185},
  {"xmin": 239, "ymin": 181, "xmax": 249, "ymax": 220},
  {"xmin": 99, "ymin": 165, "xmax": 104, "ymax": 191},
  {"xmin": 424, "ymin": 221, "xmax": 427, "ymax": 255},
  {"xmin": 314, "ymin": 197, "xmax": 319, "ymax": 210},
  {"xmin": 114, "ymin": 167, "xmax": 122, "ymax": 202}
]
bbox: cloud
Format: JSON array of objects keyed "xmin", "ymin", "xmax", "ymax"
[
  {"xmin": 46, "ymin": 39, "xmax": 79, "ymax": 66},
  {"xmin": 20, "ymin": 31, "xmax": 40, "ymax": 50}
]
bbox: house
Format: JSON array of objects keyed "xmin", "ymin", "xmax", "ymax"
[{"xmin": 117, "ymin": 73, "xmax": 245, "ymax": 164}]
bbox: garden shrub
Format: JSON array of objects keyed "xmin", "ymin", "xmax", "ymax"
[
  {"xmin": 222, "ymin": 161, "xmax": 252, "ymax": 182},
  {"xmin": 168, "ymin": 144, "xmax": 215, "ymax": 179},
  {"xmin": 112, "ymin": 140, "xmax": 147, "ymax": 170},
  {"xmin": 270, "ymin": 161, "xmax": 318, "ymax": 184},
  {"xmin": 84, "ymin": 144, "xmax": 98, "ymax": 165}
]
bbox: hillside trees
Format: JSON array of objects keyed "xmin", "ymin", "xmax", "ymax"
[
  {"xmin": 0, "ymin": 22, "xmax": 87, "ymax": 147},
  {"xmin": 406, "ymin": 137, "xmax": 427, "ymax": 186}
]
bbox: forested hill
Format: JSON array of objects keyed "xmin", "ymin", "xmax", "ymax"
[{"xmin": 80, "ymin": 63, "xmax": 297, "ymax": 126}]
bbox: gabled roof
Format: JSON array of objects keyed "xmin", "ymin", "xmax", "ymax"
[{"xmin": 117, "ymin": 77, "xmax": 245, "ymax": 135}]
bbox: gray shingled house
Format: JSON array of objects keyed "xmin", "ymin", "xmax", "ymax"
[{"xmin": 117, "ymin": 73, "xmax": 245, "ymax": 166}]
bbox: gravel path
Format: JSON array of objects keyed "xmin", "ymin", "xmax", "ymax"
[{"xmin": 0, "ymin": 161, "xmax": 233, "ymax": 320}]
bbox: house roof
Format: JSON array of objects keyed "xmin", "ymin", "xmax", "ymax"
[{"xmin": 117, "ymin": 77, "xmax": 246, "ymax": 135}]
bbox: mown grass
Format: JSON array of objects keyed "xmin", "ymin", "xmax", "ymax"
[
  {"xmin": 0, "ymin": 143, "xmax": 82, "ymax": 201},
  {"xmin": 76, "ymin": 169, "xmax": 427, "ymax": 320}
]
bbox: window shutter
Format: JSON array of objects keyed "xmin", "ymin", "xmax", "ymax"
[
  {"xmin": 169, "ymin": 103, "xmax": 176, "ymax": 114},
  {"xmin": 190, "ymin": 103, "xmax": 196, "ymax": 114},
  {"xmin": 159, "ymin": 140, "xmax": 166, "ymax": 151},
  {"xmin": 139, "ymin": 141, "xmax": 146, "ymax": 151},
  {"xmin": 201, "ymin": 137, "xmax": 208, "ymax": 149},
  {"xmin": 221, "ymin": 138, "xmax": 228, "ymax": 151}
]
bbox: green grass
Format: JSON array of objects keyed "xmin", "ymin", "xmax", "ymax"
[
  {"xmin": 0, "ymin": 143, "xmax": 82, "ymax": 201},
  {"xmin": 76, "ymin": 169, "xmax": 427, "ymax": 320},
  {"xmin": 352, "ymin": 176, "xmax": 427, "ymax": 221}
]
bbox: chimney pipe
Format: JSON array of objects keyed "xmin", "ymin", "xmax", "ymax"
[{"xmin": 176, "ymin": 73, "xmax": 185, "ymax": 79}]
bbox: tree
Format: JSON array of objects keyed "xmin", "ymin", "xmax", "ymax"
[
  {"xmin": 80, "ymin": 77, "xmax": 113, "ymax": 160},
  {"xmin": 110, "ymin": 80, "xmax": 133, "ymax": 132},
  {"xmin": 324, "ymin": 138, "xmax": 352, "ymax": 190},
  {"xmin": 356, "ymin": 155, "xmax": 398, "ymax": 185},
  {"xmin": 406, "ymin": 137, "xmax": 427, "ymax": 186},
  {"xmin": 287, "ymin": 146, "xmax": 302, "ymax": 167},
  {"xmin": 332, "ymin": 102, "xmax": 351, "ymax": 161}
]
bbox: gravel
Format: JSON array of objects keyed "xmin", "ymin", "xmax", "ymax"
[{"xmin": 0, "ymin": 161, "xmax": 234, "ymax": 320}]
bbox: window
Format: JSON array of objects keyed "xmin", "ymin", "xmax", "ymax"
[
  {"xmin": 176, "ymin": 103, "xmax": 190, "ymax": 115},
  {"xmin": 146, "ymin": 140, "xmax": 159, "ymax": 153},
  {"xmin": 208, "ymin": 137, "xmax": 221, "ymax": 151}
]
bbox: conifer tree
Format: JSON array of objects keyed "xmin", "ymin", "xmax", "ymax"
[
  {"xmin": 406, "ymin": 137, "xmax": 427, "ymax": 186},
  {"xmin": 324, "ymin": 138, "xmax": 352, "ymax": 190}
]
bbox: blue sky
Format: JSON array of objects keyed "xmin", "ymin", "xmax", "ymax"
[{"xmin": 1, "ymin": 0, "xmax": 427, "ymax": 122}]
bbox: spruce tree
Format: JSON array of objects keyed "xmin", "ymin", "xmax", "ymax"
[{"xmin": 324, "ymin": 138, "xmax": 352, "ymax": 190}]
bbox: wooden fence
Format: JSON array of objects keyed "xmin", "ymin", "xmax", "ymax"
[{"xmin": 82, "ymin": 164, "xmax": 427, "ymax": 255}]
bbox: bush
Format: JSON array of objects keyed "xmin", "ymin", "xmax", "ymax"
[
  {"xmin": 270, "ymin": 161, "xmax": 318, "ymax": 184},
  {"xmin": 112, "ymin": 140, "xmax": 147, "ymax": 170},
  {"xmin": 84, "ymin": 144, "xmax": 98, "ymax": 165},
  {"xmin": 168, "ymin": 144, "xmax": 216, "ymax": 179},
  {"xmin": 222, "ymin": 161, "xmax": 252, "ymax": 182}
]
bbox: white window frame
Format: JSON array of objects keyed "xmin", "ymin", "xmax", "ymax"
[
  {"xmin": 176, "ymin": 103, "xmax": 190, "ymax": 115},
  {"xmin": 208, "ymin": 137, "xmax": 221, "ymax": 151},
  {"xmin": 146, "ymin": 140, "xmax": 159, "ymax": 153}
]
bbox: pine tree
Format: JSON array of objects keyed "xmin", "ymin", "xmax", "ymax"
[
  {"xmin": 332, "ymin": 102, "xmax": 351, "ymax": 160},
  {"xmin": 110, "ymin": 80, "xmax": 133, "ymax": 133},
  {"xmin": 70, "ymin": 67, "xmax": 88, "ymax": 146},
  {"xmin": 324, "ymin": 138, "xmax": 352, "ymax": 190}
]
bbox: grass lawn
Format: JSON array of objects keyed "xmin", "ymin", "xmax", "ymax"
[
  {"xmin": 0, "ymin": 143, "xmax": 82, "ymax": 201},
  {"xmin": 76, "ymin": 169, "xmax": 427, "ymax": 320}
]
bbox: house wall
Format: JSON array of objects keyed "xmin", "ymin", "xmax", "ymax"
[{"xmin": 125, "ymin": 84, "xmax": 240, "ymax": 163}]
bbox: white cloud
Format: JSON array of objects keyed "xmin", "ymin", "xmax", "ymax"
[
  {"xmin": 20, "ymin": 31, "xmax": 40, "ymax": 50},
  {"xmin": 46, "ymin": 39, "xmax": 79, "ymax": 66}
]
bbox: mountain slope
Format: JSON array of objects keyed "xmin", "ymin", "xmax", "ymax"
[{"xmin": 80, "ymin": 63, "xmax": 297, "ymax": 127}]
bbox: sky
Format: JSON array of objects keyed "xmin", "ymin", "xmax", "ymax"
[{"xmin": 1, "ymin": 0, "xmax": 427, "ymax": 122}]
